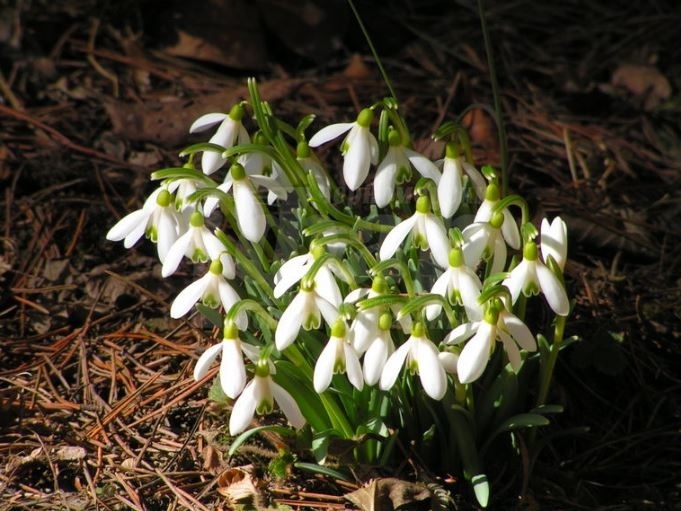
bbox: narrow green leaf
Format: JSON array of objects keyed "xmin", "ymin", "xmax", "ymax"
[
  {"xmin": 228, "ymin": 425, "xmax": 295, "ymax": 457},
  {"xmin": 293, "ymin": 462, "xmax": 352, "ymax": 482},
  {"xmin": 195, "ymin": 304, "xmax": 224, "ymax": 329}
]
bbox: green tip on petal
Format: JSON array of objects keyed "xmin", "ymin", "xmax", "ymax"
[
  {"xmin": 379, "ymin": 311, "xmax": 393, "ymax": 331},
  {"xmin": 297, "ymin": 140, "xmax": 311, "ymax": 158},
  {"xmin": 300, "ymin": 280, "xmax": 315, "ymax": 293},
  {"xmin": 484, "ymin": 182, "xmax": 500, "ymax": 201},
  {"xmin": 189, "ymin": 210, "xmax": 205, "ymax": 228},
  {"xmin": 223, "ymin": 320, "xmax": 238, "ymax": 339},
  {"xmin": 229, "ymin": 103, "xmax": 245, "ymax": 121},
  {"xmin": 415, "ymin": 195, "xmax": 431, "ymax": 214},
  {"xmin": 156, "ymin": 189, "xmax": 172, "ymax": 208},
  {"xmin": 356, "ymin": 108, "xmax": 374, "ymax": 128},
  {"xmin": 255, "ymin": 360, "xmax": 270, "ymax": 377},
  {"xmin": 209, "ymin": 258, "xmax": 224, "ymax": 275},
  {"xmin": 230, "ymin": 163, "xmax": 246, "ymax": 181},
  {"xmin": 387, "ymin": 129, "xmax": 402, "ymax": 147},
  {"xmin": 445, "ymin": 142, "xmax": 459, "ymax": 159},
  {"xmin": 411, "ymin": 321, "xmax": 425, "ymax": 338},
  {"xmin": 448, "ymin": 247, "xmax": 464, "ymax": 267},
  {"xmin": 490, "ymin": 211, "xmax": 505, "ymax": 229},
  {"xmin": 330, "ymin": 319, "xmax": 346, "ymax": 338},
  {"xmin": 484, "ymin": 305, "xmax": 499, "ymax": 325},
  {"xmin": 523, "ymin": 241, "xmax": 538, "ymax": 261}
]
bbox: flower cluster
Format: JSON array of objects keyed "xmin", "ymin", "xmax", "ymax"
[{"xmin": 106, "ymin": 81, "xmax": 571, "ymax": 504}]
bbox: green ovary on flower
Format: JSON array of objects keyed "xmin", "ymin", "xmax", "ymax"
[
  {"xmin": 523, "ymin": 241, "xmax": 538, "ymax": 261},
  {"xmin": 228, "ymin": 103, "xmax": 245, "ymax": 121},
  {"xmin": 415, "ymin": 195, "xmax": 431, "ymax": 214},
  {"xmin": 484, "ymin": 182, "xmax": 500, "ymax": 202},
  {"xmin": 356, "ymin": 108, "xmax": 374, "ymax": 128},
  {"xmin": 156, "ymin": 189, "xmax": 172, "ymax": 207},
  {"xmin": 449, "ymin": 247, "xmax": 464, "ymax": 267},
  {"xmin": 230, "ymin": 163, "xmax": 246, "ymax": 181},
  {"xmin": 189, "ymin": 211, "xmax": 205, "ymax": 227},
  {"xmin": 379, "ymin": 311, "xmax": 393, "ymax": 331},
  {"xmin": 209, "ymin": 258, "xmax": 223, "ymax": 275}
]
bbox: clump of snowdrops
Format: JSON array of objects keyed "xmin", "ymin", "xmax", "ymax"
[{"xmin": 107, "ymin": 80, "xmax": 572, "ymax": 506}]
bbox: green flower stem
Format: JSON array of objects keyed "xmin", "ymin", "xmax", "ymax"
[
  {"xmin": 314, "ymin": 233, "xmax": 378, "ymax": 268},
  {"xmin": 536, "ymin": 313, "xmax": 567, "ymax": 407}
]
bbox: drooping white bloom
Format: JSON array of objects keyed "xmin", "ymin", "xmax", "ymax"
[
  {"xmin": 436, "ymin": 143, "xmax": 487, "ymax": 218},
  {"xmin": 461, "ymin": 211, "xmax": 509, "ymax": 274},
  {"xmin": 193, "ymin": 321, "xmax": 251, "ymax": 399},
  {"xmin": 425, "ymin": 247, "xmax": 483, "ymax": 321},
  {"xmin": 297, "ymin": 141, "xmax": 332, "ymax": 200},
  {"xmin": 162, "ymin": 210, "xmax": 228, "ymax": 277},
  {"xmin": 374, "ymin": 130, "xmax": 441, "ymax": 208},
  {"xmin": 203, "ymin": 163, "xmax": 270, "ymax": 243},
  {"xmin": 473, "ymin": 182, "xmax": 521, "ymax": 250},
  {"xmin": 379, "ymin": 195, "xmax": 451, "ymax": 269},
  {"xmin": 273, "ymin": 245, "xmax": 344, "ymax": 307},
  {"xmin": 275, "ymin": 284, "xmax": 338, "ymax": 351},
  {"xmin": 361, "ymin": 311, "xmax": 396, "ymax": 386},
  {"xmin": 170, "ymin": 258, "xmax": 246, "ymax": 328},
  {"xmin": 540, "ymin": 217, "xmax": 568, "ymax": 271},
  {"xmin": 314, "ymin": 321, "xmax": 364, "ymax": 393},
  {"xmin": 237, "ymin": 137, "xmax": 292, "ymax": 205},
  {"xmin": 380, "ymin": 323, "xmax": 447, "ymax": 400},
  {"xmin": 502, "ymin": 240, "xmax": 570, "ymax": 316},
  {"xmin": 106, "ymin": 187, "xmax": 186, "ymax": 263},
  {"xmin": 167, "ymin": 177, "xmax": 206, "ymax": 212},
  {"xmin": 190, "ymin": 105, "xmax": 250, "ymax": 175},
  {"xmin": 309, "ymin": 108, "xmax": 378, "ymax": 191},
  {"xmin": 445, "ymin": 303, "xmax": 536, "ymax": 384},
  {"xmin": 229, "ymin": 365, "xmax": 305, "ymax": 436}
]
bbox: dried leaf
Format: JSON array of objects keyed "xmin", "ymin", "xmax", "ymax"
[
  {"xmin": 611, "ymin": 63, "xmax": 671, "ymax": 110},
  {"xmin": 216, "ymin": 466, "xmax": 259, "ymax": 503},
  {"xmin": 345, "ymin": 477, "xmax": 432, "ymax": 511}
]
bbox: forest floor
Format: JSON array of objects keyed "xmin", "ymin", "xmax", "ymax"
[{"xmin": 1, "ymin": 1, "xmax": 680, "ymax": 509}]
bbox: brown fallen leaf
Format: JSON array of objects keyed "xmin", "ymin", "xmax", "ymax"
[
  {"xmin": 611, "ymin": 63, "xmax": 672, "ymax": 110},
  {"xmin": 217, "ymin": 466, "xmax": 261, "ymax": 504},
  {"xmin": 103, "ymin": 78, "xmax": 303, "ymax": 146},
  {"xmin": 345, "ymin": 477, "xmax": 432, "ymax": 511}
]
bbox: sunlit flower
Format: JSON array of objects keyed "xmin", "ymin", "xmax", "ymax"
[
  {"xmin": 190, "ymin": 104, "xmax": 250, "ymax": 175},
  {"xmin": 237, "ymin": 133, "xmax": 293, "ymax": 205},
  {"xmin": 374, "ymin": 129, "xmax": 441, "ymax": 208},
  {"xmin": 170, "ymin": 258, "xmax": 246, "ymax": 328},
  {"xmin": 162, "ymin": 210, "xmax": 229, "ymax": 277},
  {"xmin": 540, "ymin": 217, "xmax": 568, "ymax": 271},
  {"xmin": 437, "ymin": 143, "xmax": 487, "ymax": 218},
  {"xmin": 361, "ymin": 311, "xmax": 396, "ymax": 386},
  {"xmin": 445, "ymin": 302, "xmax": 536, "ymax": 383},
  {"xmin": 106, "ymin": 187, "xmax": 186, "ymax": 263},
  {"xmin": 273, "ymin": 244, "xmax": 344, "ymax": 307},
  {"xmin": 275, "ymin": 283, "xmax": 338, "ymax": 351},
  {"xmin": 167, "ymin": 177, "xmax": 206, "ymax": 212},
  {"xmin": 379, "ymin": 195, "xmax": 451, "ymax": 269},
  {"xmin": 193, "ymin": 321, "xmax": 258, "ymax": 399},
  {"xmin": 314, "ymin": 320, "xmax": 364, "ymax": 393},
  {"xmin": 461, "ymin": 211, "xmax": 509, "ymax": 274},
  {"xmin": 297, "ymin": 141, "xmax": 332, "ymax": 200},
  {"xmin": 502, "ymin": 240, "xmax": 569, "ymax": 316},
  {"xmin": 473, "ymin": 182, "xmax": 521, "ymax": 250},
  {"xmin": 309, "ymin": 108, "xmax": 378, "ymax": 191},
  {"xmin": 229, "ymin": 363, "xmax": 305, "ymax": 435},
  {"xmin": 380, "ymin": 322, "xmax": 447, "ymax": 400},
  {"xmin": 425, "ymin": 247, "xmax": 483, "ymax": 321}
]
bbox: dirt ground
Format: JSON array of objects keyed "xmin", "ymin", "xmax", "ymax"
[{"xmin": 1, "ymin": 1, "xmax": 680, "ymax": 509}]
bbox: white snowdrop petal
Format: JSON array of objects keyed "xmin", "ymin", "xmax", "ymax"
[
  {"xmin": 273, "ymin": 255, "xmax": 310, "ymax": 298},
  {"xmin": 438, "ymin": 351, "xmax": 459, "ymax": 375},
  {"xmin": 220, "ymin": 340, "xmax": 246, "ymax": 399},
  {"xmin": 271, "ymin": 381, "xmax": 306, "ymax": 429},
  {"xmin": 373, "ymin": 159, "xmax": 398, "ymax": 208},
  {"xmin": 314, "ymin": 267, "xmax": 342, "ymax": 307},
  {"xmin": 193, "ymin": 343, "xmax": 223, "ymax": 381},
  {"xmin": 350, "ymin": 309, "xmax": 379, "ymax": 354},
  {"xmin": 501, "ymin": 210, "xmax": 521, "ymax": 250},
  {"xmin": 156, "ymin": 211, "xmax": 178, "ymax": 263},
  {"xmin": 343, "ymin": 131, "xmax": 371, "ymax": 191},
  {"xmin": 503, "ymin": 260, "xmax": 529, "ymax": 303},
  {"xmin": 501, "ymin": 312, "xmax": 536, "ymax": 352},
  {"xmin": 406, "ymin": 149, "xmax": 441, "ymax": 183},
  {"xmin": 438, "ymin": 158, "xmax": 462, "ymax": 218},
  {"xmin": 423, "ymin": 216, "xmax": 451, "ymax": 269},
  {"xmin": 443, "ymin": 321, "xmax": 479, "ymax": 344},
  {"xmin": 541, "ymin": 217, "xmax": 568, "ymax": 270},
  {"xmin": 344, "ymin": 287, "xmax": 369, "ymax": 304},
  {"xmin": 234, "ymin": 182, "xmax": 266, "ymax": 243},
  {"xmin": 536, "ymin": 264, "xmax": 570, "ymax": 316},
  {"xmin": 275, "ymin": 292, "xmax": 307, "ymax": 350},
  {"xmin": 107, "ymin": 209, "xmax": 148, "ymax": 243},
  {"xmin": 313, "ymin": 339, "xmax": 337, "ymax": 393},
  {"xmin": 189, "ymin": 112, "xmax": 227, "ymax": 133},
  {"xmin": 170, "ymin": 275, "xmax": 209, "ymax": 318},
  {"xmin": 309, "ymin": 122, "xmax": 354, "ymax": 147},
  {"xmin": 498, "ymin": 330, "xmax": 522, "ymax": 371},
  {"xmin": 379, "ymin": 339, "xmax": 412, "ymax": 391},
  {"xmin": 315, "ymin": 295, "xmax": 339, "ymax": 327},
  {"xmin": 425, "ymin": 271, "xmax": 450, "ymax": 321},
  {"xmin": 162, "ymin": 230, "xmax": 192, "ymax": 277},
  {"xmin": 416, "ymin": 339, "xmax": 447, "ymax": 400},
  {"xmin": 457, "ymin": 322, "xmax": 494, "ymax": 384},
  {"xmin": 461, "ymin": 223, "xmax": 487, "ymax": 267},
  {"xmin": 490, "ymin": 233, "xmax": 508, "ymax": 274},
  {"xmin": 462, "ymin": 161, "xmax": 487, "ymax": 200},
  {"xmin": 229, "ymin": 380, "xmax": 257, "ymax": 435},
  {"xmin": 379, "ymin": 215, "xmax": 417, "ymax": 261},
  {"xmin": 345, "ymin": 343, "xmax": 364, "ymax": 391},
  {"xmin": 363, "ymin": 337, "xmax": 389, "ymax": 386},
  {"xmin": 203, "ymin": 231, "xmax": 227, "ymax": 261},
  {"xmin": 458, "ymin": 270, "xmax": 483, "ymax": 321}
]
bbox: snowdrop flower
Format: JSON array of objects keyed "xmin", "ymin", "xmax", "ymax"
[
  {"xmin": 106, "ymin": 187, "xmax": 186, "ymax": 263},
  {"xmin": 193, "ymin": 320, "xmax": 255, "ymax": 399},
  {"xmin": 374, "ymin": 129, "xmax": 441, "ymax": 208},
  {"xmin": 237, "ymin": 132, "xmax": 293, "ymax": 205},
  {"xmin": 438, "ymin": 349, "xmax": 460, "ymax": 376},
  {"xmin": 314, "ymin": 320, "xmax": 364, "ymax": 393},
  {"xmin": 273, "ymin": 244, "xmax": 344, "ymax": 307},
  {"xmin": 461, "ymin": 211, "xmax": 509, "ymax": 274},
  {"xmin": 540, "ymin": 217, "xmax": 568, "ymax": 271},
  {"xmin": 380, "ymin": 322, "xmax": 447, "ymax": 400},
  {"xmin": 309, "ymin": 108, "xmax": 378, "ymax": 191},
  {"xmin": 275, "ymin": 282, "xmax": 339, "ymax": 351},
  {"xmin": 190, "ymin": 104, "xmax": 250, "ymax": 175},
  {"xmin": 203, "ymin": 163, "xmax": 268, "ymax": 243},
  {"xmin": 162, "ymin": 210, "xmax": 229, "ymax": 277},
  {"xmin": 362, "ymin": 311, "xmax": 396, "ymax": 386},
  {"xmin": 425, "ymin": 246, "xmax": 483, "ymax": 321},
  {"xmin": 444, "ymin": 301, "xmax": 536, "ymax": 384},
  {"xmin": 437, "ymin": 143, "xmax": 487, "ymax": 218},
  {"xmin": 473, "ymin": 182, "xmax": 521, "ymax": 250},
  {"xmin": 229, "ymin": 361, "xmax": 305, "ymax": 435},
  {"xmin": 379, "ymin": 195, "xmax": 451, "ymax": 269},
  {"xmin": 297, "ymin": 141, "xmax": 332, "ymax": 200},
  {"xmin": 502, "ymin": 240, "xmax": 570, "ymax": 316},
  {"xmin": 167, "ymin": 176, "xmax": 205, "ymax": 212},
  {"xmin": 170, "ymin": 258, "xmax": 246, "ymax": 328}
]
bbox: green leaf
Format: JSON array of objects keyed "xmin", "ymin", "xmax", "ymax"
[
  {"xmin": 178, "ymin": 142, "xmax": 226, "ymax": 157},
  {"xmin": 293, "ymin": 462, "xmax": 352, "ymax": 482},
  {"xmin": 228, "ymin": 425, "xmax": 295, "ymax": 457},
  {"xmin": 195, "ymin": 304, "xmax": 224, "ymax": 329},
  {"xmin": 531, "ymin": 404, "xmax": 564, "ymax": 415}
]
